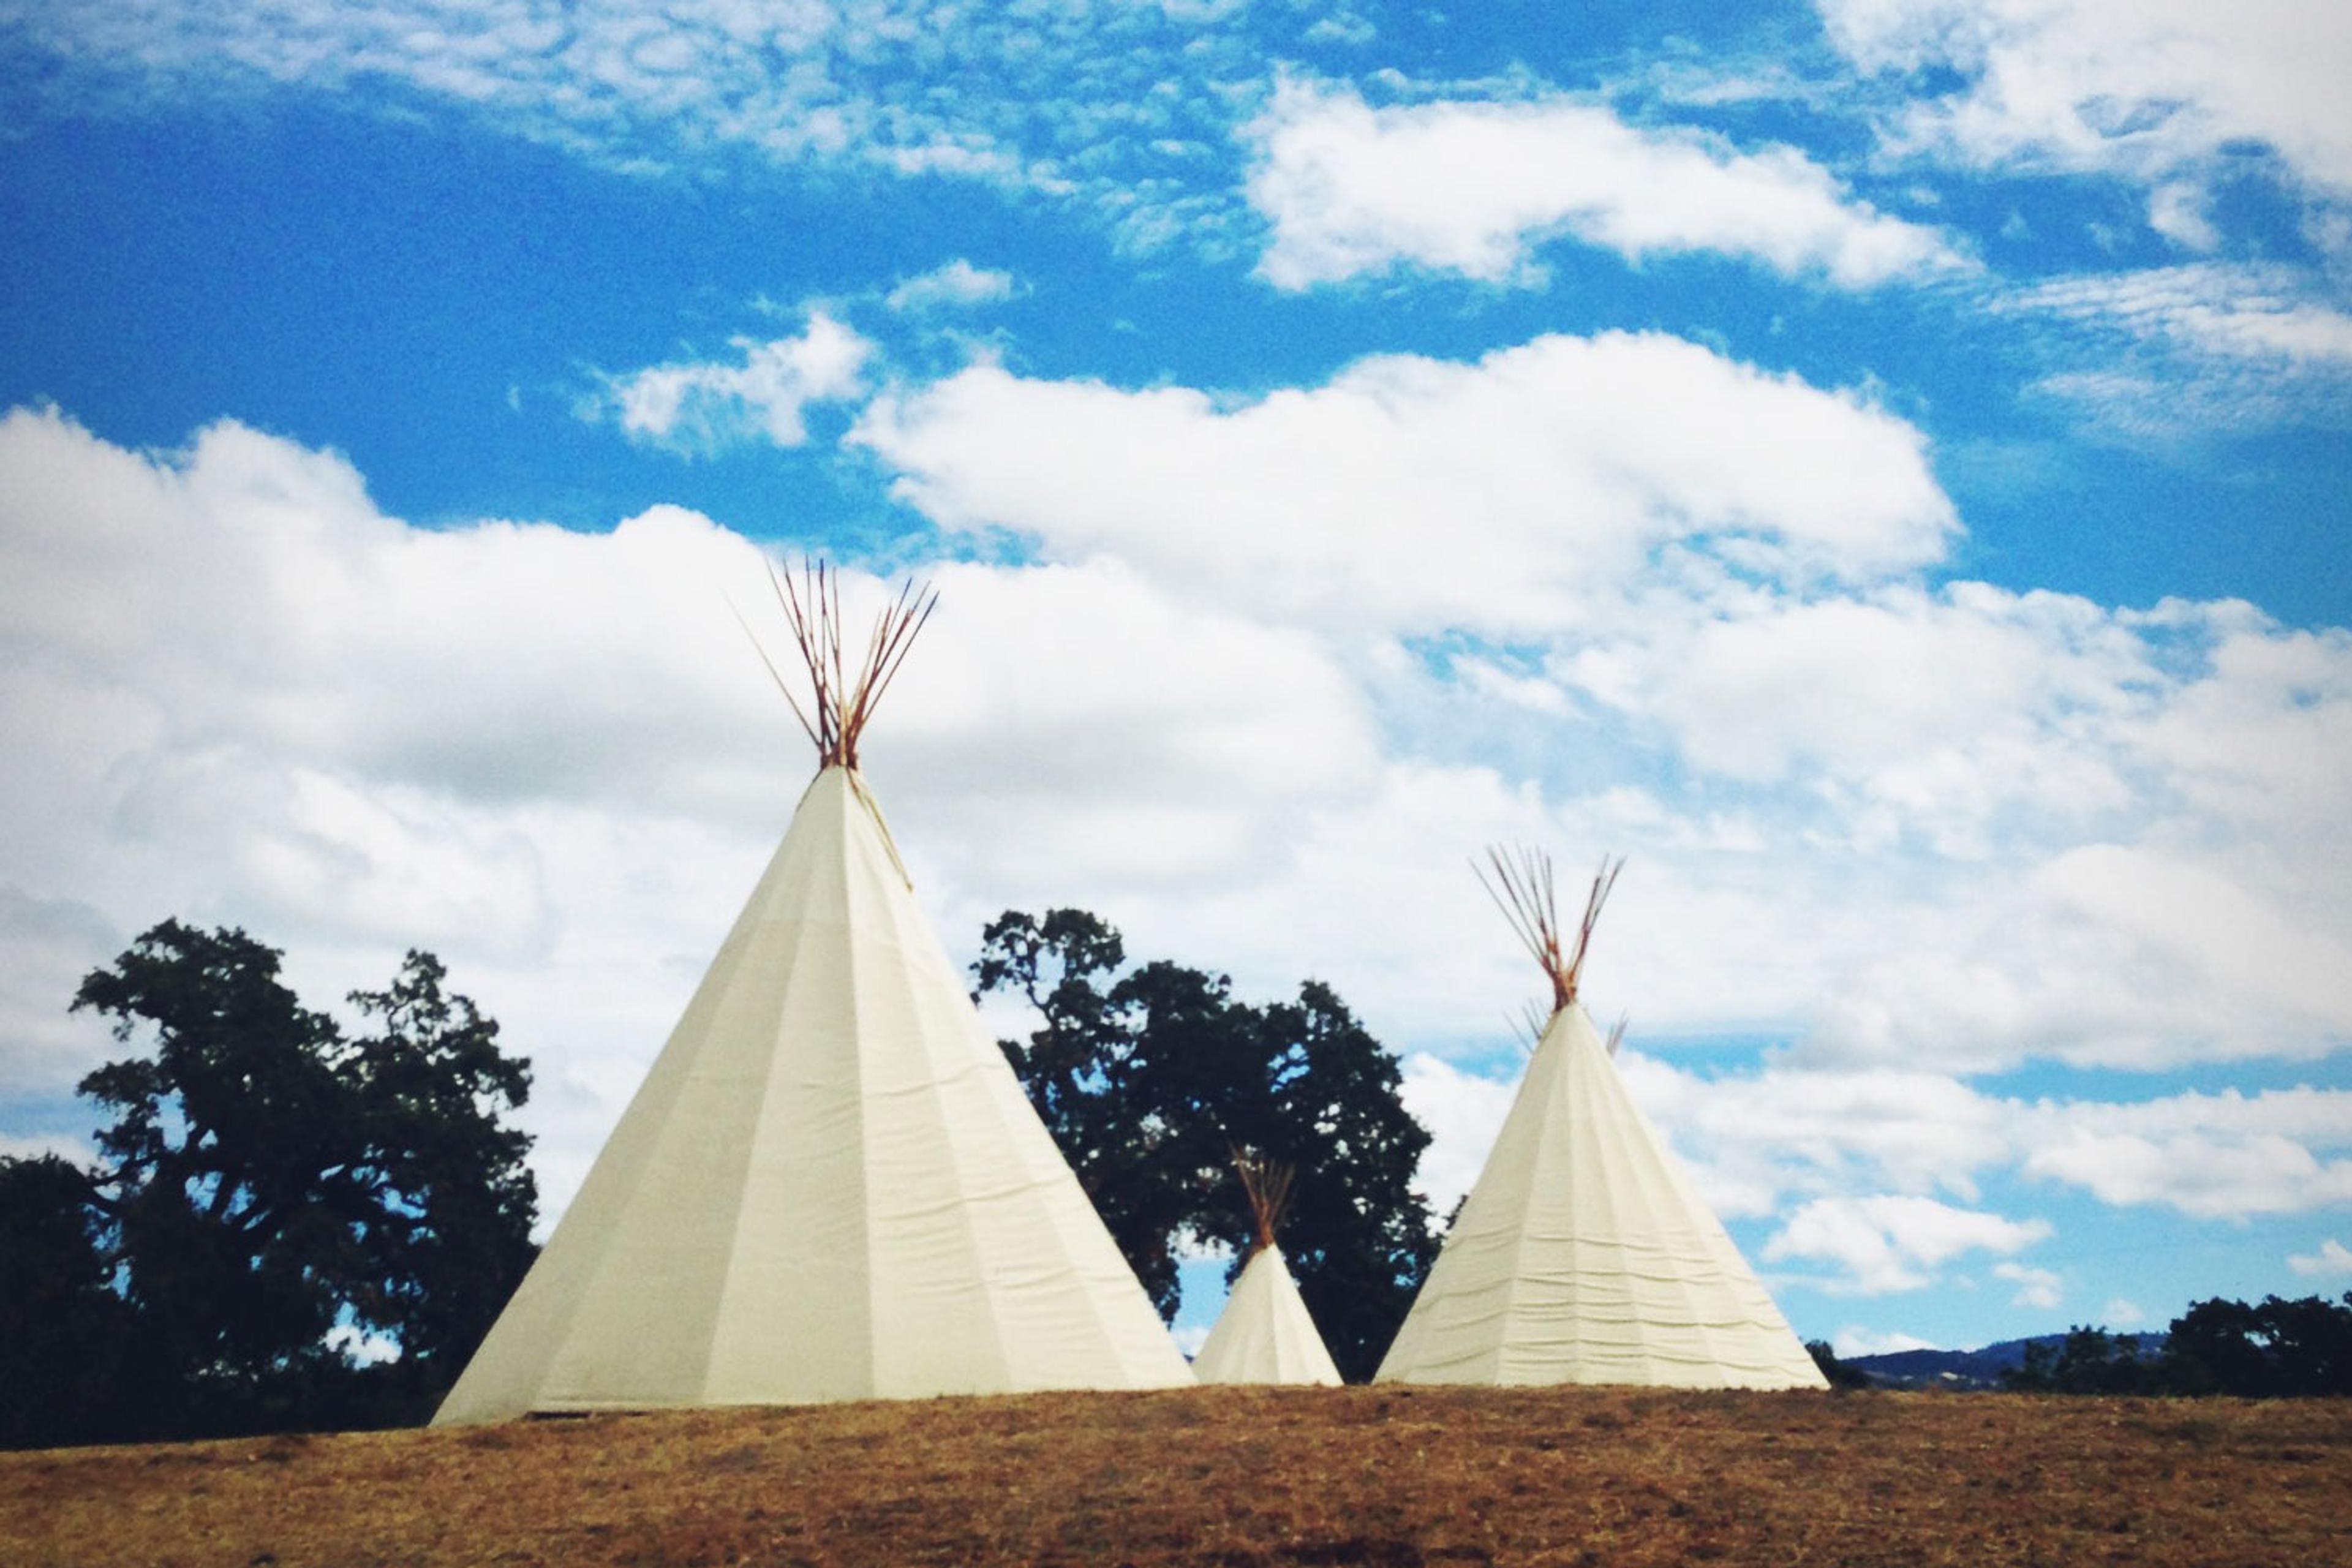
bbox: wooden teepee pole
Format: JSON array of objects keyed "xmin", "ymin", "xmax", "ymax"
[
  {"xmin": 741, "ymin": 558, "xmax": 938, "ymax": 771},
  {"xmin": 1476, "ymin": 848, "xmax": 1622, "ymax": 1014},
  {"xmin": 1231, "ymin": 1150, "xmax": 1297, "ymax": 1254}
]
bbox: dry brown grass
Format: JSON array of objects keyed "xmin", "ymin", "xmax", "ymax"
[{"xmin": 4, "ymin": 1386, "xmax": 2348, "ymax": 1568}]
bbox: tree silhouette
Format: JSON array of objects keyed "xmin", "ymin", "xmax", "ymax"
[{"xmin": 976, "ymin": 908, "xmax": 1436, "ymax": 1381}]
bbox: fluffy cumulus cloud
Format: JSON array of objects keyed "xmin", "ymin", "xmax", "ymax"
[
  {"xmin": 7, "ymin": 324, "xmax": 2352, "ymax": 1258},
  {"xmin": 1762, "ymin": 1194, "xmax": 2051, "ymax": 1295},
  {"xmin": 855, "ymin": 329, "xmax": 1958, "ymax": 633},
  {"xmin": 1557, "ymin": 581, "xmax": 2152, "ymax": 818},
  {"xmin": 1245, "ymin": 77, "xmax": 1961, "ymax": 290},
  {"xmin": 0, "ymin": 404, "xmax": 1384, "ymax": 1207},
  {"xmin": 853, "ymin": 327, "xmax": 2352, "ymax": 1074},
  {"xmin": 2018, "ymin": 1089, "xmax": 2352, "ymax": 1218},
  {"xmin": 846, "ymin": 322, "xmax": 2352, "ymax": 1081},
  {"xmin": 1819, "ymin": 0, "xmax": 2352, "ymax": 193},
  {"xmin": 598, "ymin": 311, "xmax": 872, "ymax": 453}
]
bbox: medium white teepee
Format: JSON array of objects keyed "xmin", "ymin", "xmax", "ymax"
[
  {"xmin": 435, "ymin": 567, "xmax": 1193, "ymax": 1425},
  {"xmin": 1376, "ymin": 852, "xmax": 1825, "ymax": 1391},
  {"xmin": 1191, "ymin": 1158, "xmax": 1341, "ymax": 1386}
]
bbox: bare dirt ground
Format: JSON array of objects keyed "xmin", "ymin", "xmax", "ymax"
[{"xmin": 4, "ymin": 1385, "xmax": 2348, "ymax": 1568}]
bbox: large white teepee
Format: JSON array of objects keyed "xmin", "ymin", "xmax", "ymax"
[
  {"xmin": 1191, "ymin": 1158, "xmax": 1342, "ymax": 1386},
  {"xmin": 435, "ymin": 567, "xmax": 1193, "ymax": 1425},
  {"xmin": 1376, "ymin": 852, "xmax": 1825, "ymax": 1391}
]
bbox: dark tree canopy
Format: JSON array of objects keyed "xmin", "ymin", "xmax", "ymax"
[
  {"xmin": 975, "ymin": 908, "xmax": 1437, "ymax": 1381},
  {"xmin": 2001, "ymin": 1294, "xmax": 2352, "ymax": 1397},
  {"xmin": 0, "ymin": 920, "xmax": 537, "ymax": 1447}
]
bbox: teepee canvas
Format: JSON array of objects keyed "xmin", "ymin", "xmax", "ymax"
[
  {"xmin": 1376, "ymin": 853, "xmax": 1824, "ymax": 1391},
  {"xmin": 1191, "ymin": 1157, "xmax": 1341, "ymax": 1386},
  {"xmin": 435, "ymin": 567, "xmax": 1193, "ymax": 1424}
]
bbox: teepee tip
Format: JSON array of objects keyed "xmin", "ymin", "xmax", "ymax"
[
  {"xmin": 1231, "ymin": 1149, "xmax": 1296, "ymax": 1254},
  {"xmin": 741, "ymin": 557, "xmax": 938, "ymax": 772},
  {"xmin": 1475, "ymin": 847, "xmax": 1622, "ymax": 1014}
]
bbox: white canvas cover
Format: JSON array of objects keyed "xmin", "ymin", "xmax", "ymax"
[
  {"xmin": 1376, "ymin": 1003, "xmax": 1825, "ymax": 1390},
  {"xmin": 1191, "ymin": 1243, "xmax": 1343, "ymax": 1386},
  {"xmin": 435, "ymin": 766, "xmax": 1193, "ymax": 1423}
]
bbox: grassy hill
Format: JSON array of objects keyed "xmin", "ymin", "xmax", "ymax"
[{"xmin": 5, "ymin": 1385, "xmax": 2348, "ymax": 1567}]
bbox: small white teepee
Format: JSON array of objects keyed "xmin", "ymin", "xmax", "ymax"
[
  {"xmin": 1376, "ymin": 851, "xmax": 1825, "ymax": 1391},
  {"xmin": 435, "ymin": 565, "xmax": 1193, "ymax": 1424},
  {"xmin": 1191, "ymin": 1156, "xmax": 1342, "ymax": 1387}
]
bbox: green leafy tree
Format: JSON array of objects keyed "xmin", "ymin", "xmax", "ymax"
[
  {"xmin": 975, "ymin": 908, "xmax": 1436, "ymax": 1381},
  {"xmin": 0, "ymin": 919, "xmax": 538, "ymax": 1445}
]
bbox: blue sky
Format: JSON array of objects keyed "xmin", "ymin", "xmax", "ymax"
[{"xmin": 2, "ymin": 0, "xmax": 2349, "ymax": 1360}]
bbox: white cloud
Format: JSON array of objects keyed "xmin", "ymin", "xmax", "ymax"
[
  {"xmin": 1831, "ymin": 1325, "xmax": 1940, "ymax": 1357},
  {"xmin": 2147, "ymin": 183, "xmax": 2219, "ymax": 251},
  {"xmin": 1559, "ymin": 581, "xmax": 2150, "ymax": 826},
  {"xmin": 6, "ymin": 391, "xmax": 2350, "ymax": 1257},
  {"xmin": 2288, "ymin": 1239, "xmax": 2352, "ymax": 1278},
  {"xmin": 0, "ymin": 889, "xmax": 123, "ymax": 1098},
  {"xmin": 1995, "ymin": 1261, "xmax": 2064, "ymax": 1309},
  {"xmin": 600, "ymin": 311, "xmax": 872, "ymax": 453},
  {"xmin": 2007, "ymin": 266, "xmax": 2352, "ymax": 371},
  {"xmin": 4, "ymin": 383, "xmax": 2352, "ymax": 1316},
  {"xmin": 854, "ymin": 329, "xmax": 1958, "ymax": 635},
  {"xmin": 5, "ymin": 1, "xmax": 1270, "ymax": 252},
  {"xmin": 885, "ymin": 259, "xmax": 1017, "ymax": 312},
  {"xmin": 0, "ymin": 405, "xmax": 1379, "ymax": 1214},
  {"xmin": 0, "ymin": 1131, "xmax": 94, "ymax": 1165},
  {"xmin": 1616, "ymin": 1055, "xmax": 2014, "ymax": 1217},
  {"xmin": 2024, "ymin": 1123, "xmax": 2352, "ymax": 1219},
  {"xmin": 2005, "ymin": 1088, "xmax": 2352, "ymax": 1221},
  {"xmin": 1245, "ymin": 77, "xmax": 1961, "ymax": 290},
  {"xmin": 1300, "ymin": 13, "xmax": 1376, "ymax": 48},
  {"xmin": 1398, "ymin": 1051, "xmax": 1523, "ymax": 1217},
  {"xmin": 1608, "ymin": 1054, "xmax": 2352, "ymax": 1227},
  {"xmin": 2104, "ymin": 1297, "xmax": 2147, "ymax": 1327},
  {"xmin": 1820, "ymin": 0, "xmax": 2352, "ymax": 193},
  {"xmin": 2133, "ymin": 616, "xmax": 2352, "ymax": 834},
  {"xmin": 1762, "ymin": 1194, "xmax": 2051, "ymax": 1294},
  {"xmin": 1993, "ymin": 265, "xmax": 2352, "ymax": 436}
]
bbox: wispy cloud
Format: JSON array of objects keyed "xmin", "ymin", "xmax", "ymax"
[
  {"xmin": 4, "ymin": 1, "xmax": 1265, "ymax": 248},
  {"xmin": 1994, "ymin": 1262, "xmax": 2064, "ymax": 1310},
  {"xmin": 2007, "ymin": 265, "xmax": 2352, "ymax": 368},
  {"xmin": 1244, "ymin": 75, "xmax": 1964, "ymax": 290},
  {"xmin": 886, "ymin": 259, "xmax": 1017, "ymax": 312},
  {"xmin": 1992, "ymin": 263, "xmax": 2352, "ymax": 435}
]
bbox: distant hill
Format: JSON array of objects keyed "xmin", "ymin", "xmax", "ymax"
[{"xmin": 1848, "ymin": 1333, "xmax": 2168, "ymax": 1389}]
